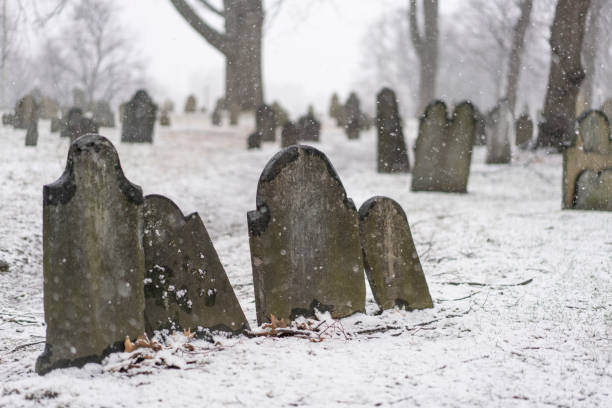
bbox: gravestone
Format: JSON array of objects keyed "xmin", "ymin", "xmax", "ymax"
[
  {"xmin": 229, "ymin": 103, "xmax": 239, "ymax": 126},
  {"xmin": 376, "ymin": 88, "xmax": 410, "ymax": 173},
  {"xmin": 473, "ymin": 108, "xmax": 487, "ymax": 145},
  {"xmin": 247, "ymin": 145, "xmax": 365, "ymax": 325},
  {"xmin": 486, "ymin": 100, "xmax": 512, "ymax": 164},
  {"xmin": 40, "ymin": 97, "xmax": 59, "ymax": 120},
  {"xmin": 563, "ymin": 110, "xmax": 612, "ymax": 211},
  {"xmin": 60, "ymin": 108, "xmax": 82, "ymax": 138},
  {"xmin": 256, "ymin": 104, "xmax": 276, "ymax": 142},
  {"xmin": 412, "ymin": 101, "xmax": 475, "ymax": 193},
  {"xmin": 515, "ymin": 113, "xmax": 533, "ymax": 148},
  {"xmin": 2, "ymin": 113, "xmax": 13, "ymax": 126},
  {"xmin": 184, "ymin": 94, "xmax": 197, "ymax": 113},
  {"xmin": 247, "ymin": 132, "xmax": 262, "ymax": 149},
  {"xmin": 211, "ymin": 106, "xmax": 222, "ymax": 126},
  {"xmin": 280, "ymin": 121, "xmax": 298, "ymax": 148},
  {"xmin": 36, "ymin": 134, "xmax": 145, "ymax": 375},
  {"xmin": 358, "ymin": 197, "xmax": 433, "ymax": 311},
  {"xmin": 297, "ymin": 107, "xmax": 321, "ymax": 142},
  {"xmin": 92, "ymin": 100, "xmax": 115, "ymax": 128},
  {"xmin": 329, "ymin": 92, "xmax": 346, "ymax": 127},
  {"xmin": 345, "ymin": 92, "xmax": 361, "ymax": 139},
  {"xmin": 24, "ymin": 105, "xmax": 39, "ymax": 146},
  {"xmin": 14, "ymin": 94, "xmax": 39, "ymax": 129},
  {"xmin": 50, "ymin": 117, "xmax": 62, "ymax": 133},
  {"xmin": 121, "ymin": 90, "xmax": 157, "ymax": 143},
  {"xmin": 143, "ymin": 195, "xmax": 249, "ymax": 334},
  {"xmin": 272, "ymin": 101, "xmax": 289, "ymax": 127},
  {"xmin": 159, "ymin": 110, "xmax": 171, "ymax": 126}
]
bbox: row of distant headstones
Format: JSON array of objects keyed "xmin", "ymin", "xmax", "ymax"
[{"xmin": 36, "ymin": 134, "xmax": 433, "ymax": 375}]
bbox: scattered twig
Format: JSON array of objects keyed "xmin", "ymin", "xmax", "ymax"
[
  {"xmin": 434, "ymin": 278, "xmax": 533, "ymax": 288},
  {"xmin": 9, "ymin": 340, "xmax": 45, "ymax": 353}
]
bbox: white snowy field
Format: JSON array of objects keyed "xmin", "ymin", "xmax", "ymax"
[{"xmin": 0, "ymin": 113, "xmax": 611, "ymax": 407}]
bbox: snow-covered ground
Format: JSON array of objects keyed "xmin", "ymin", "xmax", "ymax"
[{"xmin": 0, "ymin": 113, "xmax": 611, "ymax": 407}]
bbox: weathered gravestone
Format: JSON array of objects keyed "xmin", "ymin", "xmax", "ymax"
[
  {"xmin": 358, "ymin": 197, "xmax": 433, "ymax": 311},
  {"xmin": 515, "ymin": 113, "xmax": 533, "ymax": 148},
  {"xmin": 297, "ymin": 108, "xmax": 321, "ymax": 142},
  {"xmin": 247, "ymin": 132, "xmax": 262, "ymax": 149},
  {"xmin": 280, "ymin": 121, "xmax": 298, "ymax": 148},
  {"xmin": 563, "ymin": 110, "xmax": 612, "ymax": 211},
  {"xmin": 229, "ymin": 103, "xmax": 239, "ymax": 126},
  {"xmin": 2, "ymin": 113, "xmax": 14, "ymax": 126},
  {"xmin": 257, "ymin": 104, "xmax": 276, "ymax": 142},
  {"xmin": 60, "ymin": 108, "xmax": 82, "ymax": 138},
  {"xmin": 92, "ymin": 100, "xmax": 115, "ymax": 128},
  {"xmin": 143, "ymin": 195, "xmax": 249, "ymax": 334},
  {"xmin": 121, "ymin": 90, "xmax": 157, "ymax": 143},
  {"xmin": 14, "ymin": 94, "xmax": 39, "ymax": 130},
  {"xmin": 247, "ymin": 145, "xmax": 365, "ymax": 325},
  {"xmin": 376, "ymin": 88, "xmax": 410, "ymax": 173},
  {"xmin": 61, "ymin": 108, "xmax": 99, "ymax": 142},
  {"xmin": 486, "ymin": 100, "xmax": 513, "ymax": 164},
  {"xmin": 159, "ymin": 109, "xmax": 171, "ymax": 126},
  {"xmin": 36, "ymin": 134, "xmax": 145, "ymax": 375},
  {"xmin": 24, "ymin": 106, "xmax": 39, "ymax": 147},
  {"xmin": 184, "ymin": 94, "xmax": 197, "ymax": 113},
  {"xmin": 412, "ymin": 101, "xmax": 475, "ymax": 193},
  {"xmin": 345, "ymin": 92, "xmax": 361, "ymax": 140}
]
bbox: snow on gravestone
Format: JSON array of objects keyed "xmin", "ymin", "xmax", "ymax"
[
  {"xmin": 485, "ymin": 100, "xmax": 512, "ymax": 164},
  {"xmin": 143, "ymin": 195, "xmax": 249, "ymax": 334},
  {"xmin": 121, "ymin": 89, "xmax": 157, "ymax": 143},
  {"xmin": 563, "ymin": 110, "xmax": 612, "ymax": 211},
  {"xmin": 247, "ymin": 145, "xmax": 365, "ymax": 325},
  {"xmin": 376, "ymin": 88, "xmax": 410, "ymax": 173},
  {"xmin": 411, "ymin": 101, "xmax": 475, "ymax": 193},
  {"xmin": 358, "ymin": 197, "xmax": 433, "ymax": 311},
  {"xmin": 36, "ymin": 135, "xmax": 145, "ymax": 375},
  {"xmin": 257, "ymin": 104, "xmax": 276, "ymax": 142},
  {"xmin": 280, "ymin": 121, "xmax": 298, "ymax": 148}
]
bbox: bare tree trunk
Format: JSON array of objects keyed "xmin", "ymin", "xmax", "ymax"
[
  {"xmin": 1, "ymin": 0, "xmax": 7, "ymax": 108},
  {"xmin": 505, "ymin": 0, "xmax": 533, "ymax": 115},
  {"xmin": 537, "ymin": 0, "xmax": 590, "ymax": 150},
  {"xmin": 170, "ymin": 0, "xmax": 264, "ymax": 111},
  {"xmin": 581, "ymin": 0, "xmax": 603, "ymax": 111},
  {"xmin": 409, "ymin": 0, "xmax": 438, "ymax": 115}
]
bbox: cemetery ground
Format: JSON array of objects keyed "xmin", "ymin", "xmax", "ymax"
[{"xmin": 0, "ymin": 114, "xmax": 611, "ymax": 407}]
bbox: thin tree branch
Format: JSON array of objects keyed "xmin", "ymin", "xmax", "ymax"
[
  {"xmin": 169, "ymin": 0, "xmax": 229, "ymax": 55},
  {"xmin": 196, "ymin": 0, "xmax": 224, "ymax": 17},
  {"xmin": 408, "ymin": 0, "xmax": 422, "ymax": 58}
]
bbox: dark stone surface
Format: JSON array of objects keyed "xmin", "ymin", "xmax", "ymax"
[
  {"xmin": 359, "ymin": 197, "xmax": 433, "ymax": 311},
  {"xmin": 60, "ymin": 108, "xmax": 83, "ymax": 138},
  {"xmin": 376, "ymin": 88, "xmax": 409, "ymax": 173},
  {"xmin": 257, "ymin": 104, "xmax": 276, "ymax": 142},
  {"xmin": 297, "ymin": 111, "xmax": 321, "ymax": 142},
  {"xmin": 247, "ymin": 145, "xmax": 365, "ymax": 325},
  {"xmin": 143, "ymin": 195, "xmax": 249, "ymax": 334},
  {"xmin": 24, "ymin": 112, "xmax": 39, "ymax": 147},
  {"xmin": 345, "ymin": 92, "xmax": 361, "ymax": 140},
  {"xmin": 0, "ymin": 259, "xmax": 8, "ymax": 272},
  {"xmin": 37, "ymin": 134, "xmax": 145, "ymax": 375},
  {"xmin": 121, "ymin": 90, "xmax": 157, "ymax": 143},
  {"xmin": 280, "ymin": 121, "xmax": 298, "ymax": 148},
  {"xmin": 247, "ymin": 132, "xmax": 262, "ymax": 149},
  {"xmin": 2, "ymin": 113, "xmax": 14, "ymax": 126},
  {"xmin": 486, "ymin": 100, "xmax": 512, "ymax": 164},
  {"xmin": 159, "ymin": 110, "xmax": 171, "ymax": 127},
  {"xmin": 14, "ymin": 94, "xmax": 39, "ymax": 130},
  {"xmin": 184, "ymin": 94, "xmax": 197, "ymax": 113},
  {"xmin": 515, "ymin": 114, "xmax": 533, "ymax": 148}
]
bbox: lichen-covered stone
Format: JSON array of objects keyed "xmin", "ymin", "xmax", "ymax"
[
  {"xmin": 36, "ymin": 134, "xmax": 145, "ymax": 375},
  {"xmin": 358, "ymin": 197, "xmax": 433, "ymax": 311},
  {"xmin": 121, "ymin": 90, "xmax": 157, "ymax": 143},
  {"xmin": 376, "ymin": 88, "xmax": 409, "ymax": 173},
  {"xmin": 143, "ymin": 195, "xmax": 249, "ymax": 334},
  {"xmin": 486, "ymin": 100, "xmax": 512, "ymax": 164},
  {"xmin": 563, "ymin": 110, "xmax": 612, "ymax": 211},
  {"xmin": 247, "ymin": 145, "xmax": 365, "ymax": 325}
]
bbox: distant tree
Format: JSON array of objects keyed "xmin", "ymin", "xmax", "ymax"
[
  {"xmin": 580, "ymin": 0, "xmax": 611, "ymax": 111},
  {"xmin": 409, "ymin": 0, "xmax": 438, "ymax": 115},
  {"xmin": 505, "ymin": 0, "xmax": 533, "ymax": 115},
  {"xmin": 537, "ymin": 0, "xmax": 591, "ymax": 149}
]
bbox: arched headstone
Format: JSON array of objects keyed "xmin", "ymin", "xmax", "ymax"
[
  {"xmin": 376, "ymin": 88, "xmax": 410, "ymax": 173},
  {"xmin": 121, "ymin": 90, "xmax": 157, "ymax": 143},
  {"xmin": 280, "ymin": 121, "xmax": 298, "ymax": 148}
]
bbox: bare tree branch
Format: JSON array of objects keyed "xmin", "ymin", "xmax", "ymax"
[
  {"xmin": 195, "ymin": 0, "xmax": 224, "ymax": 17},
  {"xmin": 408, "ymin": 0, "xmax": 422, "ymax": 56},
  {"xmin": 169, "ymin": 0, "xmax": 229, "ymax": 54}
]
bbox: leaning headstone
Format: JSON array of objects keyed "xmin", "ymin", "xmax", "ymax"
[
  {"xmin": 376, "ymin": 88, "xmax": 410, "ymax": 173},
  {"xmin": 345, "ymin": 92, "xmax": 361, "ymax": 139},
  {"xmin": 486, "ymin": 99, "xmax": 512, "ymax": 164},
  {"xmin": 121, "ymin": 90, "xmax": 157, "ymax": 143},
  {"xmin": 24, "ymin": 107, "xmax": 39, "ymax": 147},
  {"xmin": 256, "ymin": 104, "xmax": 276, "ymax": 142},
  {"xmin": 280, "ymin": 121, "xmax": 298, "ymax": 148},
  {"xmin": 184, "ymin": 94, "xmax": 197, "ymax": 113},
  {"xmin": 247, "ymin": 132, "xmax": 262, "ymax": 150},
  {"xmin": 296, "ymin": 108, "xmax": 321, "ymax": 142},
  {"xmin": 563, "ymin": 110, "xmax": 612, "ymax": 211},
  {"xmin": 92, "ymin": 100, "xmax": 115, "ymax": 128},
  {"xmin": 411, "ymin": 101, "xmax": 475, "ymax": 193},
  {"xmin": 358, "ymin": 197, "xmax": 433, "ymax": 311},
  {"xmin": 143, "ymin": 195, "xmax": 249, "ymax": 334},
  {"xmin": 14, "ymin": 94, "xmax": 39, "ymax": 129},
  {"xmin": 247, "ymin": 145, "xmax": 365, "ymax": 325},
  {"xmin": 515, "ymin": 113, "xmax": 533, "ymax": 148},
  {"xmin": 36, "ymin": 134, "xmax": 145, "ymax": 375}
]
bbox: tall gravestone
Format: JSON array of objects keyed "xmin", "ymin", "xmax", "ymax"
[
  {"xmin": 345, "ymin": 92, "xmax": 361, "ymax": 140},
  {"xmin": 412, "ymin": 101, "xmax": 475, "ymax": 193},
  {"xmin": 184, "ymin": 94, "xmax": 197, "ymax": 113},
  {"xmin": 143, "ymin": 195, "xmax": 249, "ymax": 334},
  {"xmin": 563, "ymin": 110, "xmax": 612, "ymax": 211},
  {"xmin": 24, "ymin": 104, "xmax": 39, "ymax": 146},
  {"xmin": 297, "ymin": 108, "xmax": 321, "ymax": 142},
  {"xmin": 121, "ymin": 90, "xmax": 157, "ymax": 143},
  {"xmin": 257, "ymin": 104, "xmax": 276, "ymax": 142},
  {"xmin": 486, "ymin": 100, "xmax": 513, "ymax": 164},
  {"xmin": 280, "ymin": 121, "xmax": 298, "ymax": 148},
  {"xmin": 376, "ymin": 88, "xmax": 410, "ymax": 173},
  {"xmin": 515, "ymin": 113, "xmax": 533, "ymax": 148},
  {"xmin": 247, "ymin": 145, "xmax": 365, "ymax": 325},
  {"xmin": 92, "ymin": 101, "xmax": 115, "ymax": 128},
  {"xmin": 14, "ymin": 94, "xmax": 39, "ymax": 130},
  {"xmin": 359, "ymin": 197, "xmax": 433, "ymax": 311},
  {"xmin": 36, "ymin": 135, "xmax": 145, "ymax": 375}
]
